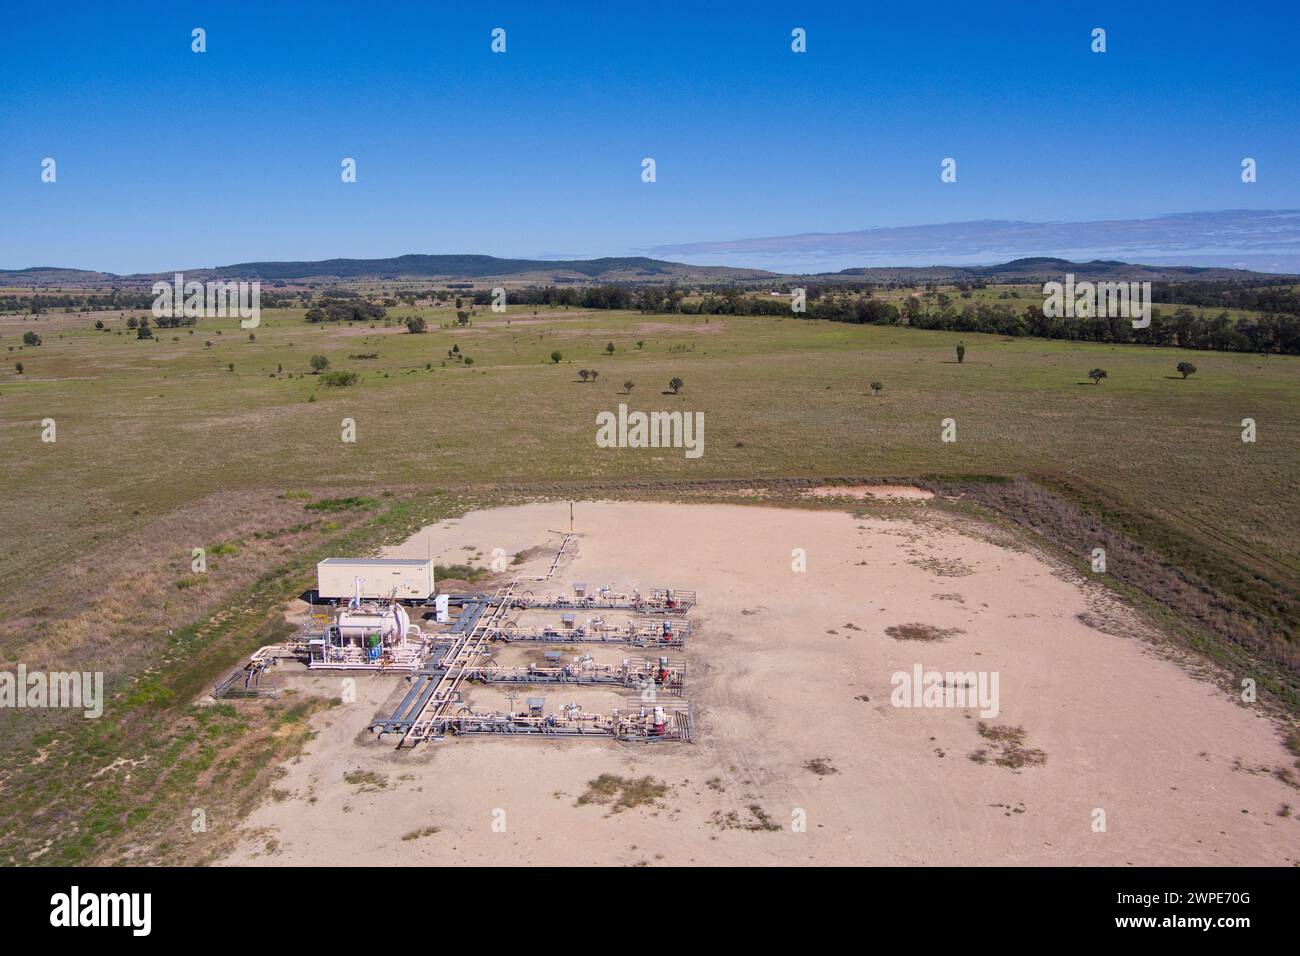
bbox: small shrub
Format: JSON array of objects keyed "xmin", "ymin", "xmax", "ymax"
[
  {"xmin": 320, "ymin": 370, "xmax": 359, "ymax": 387},
  {"xmin": 575, "ymin": 774, "xmax": 669, "ymax": 812}
]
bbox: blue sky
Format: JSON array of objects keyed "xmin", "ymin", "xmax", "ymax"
[{"xmin": 2, "ymin": 0, "xmax": 1297, "ymax": 273}]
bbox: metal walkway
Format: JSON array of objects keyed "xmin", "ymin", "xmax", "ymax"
[{"xmin": 376, "ymin": 580, "xmax": 519, "ymax": 747}]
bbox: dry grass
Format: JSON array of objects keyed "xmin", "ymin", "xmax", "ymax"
[
  {"xmin": 804, "ymin": 757, "xmax": 839, "ymax": 776},
  {"xmin": 343, "ymin": 770, "xmax": 388, "ymax": 792},
  {"xmin": 401, "ymin": 826, "xmax": 441, "ymax": 841},
  {"xmin": 0, "ymin": 489, "xmax": 374, "ymax": 679},
  {"xmin": 971, "ymin": 722, "xmax": 1048, "ymax": 770},
  {"xmin": 885, "ymin": 623, "xmax": 965, "ymax": 642},
  {"xmin": 710, "ymin": 805, "xmax": 783, "ymax": 832},
  {"xmin": 574, "ymin": 774, "xmax": 670, "ymax": 812}
]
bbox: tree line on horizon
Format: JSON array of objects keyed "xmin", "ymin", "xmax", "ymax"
[
  {"xmin": 6, "ymin": 278, "xmax": 1300, "ymax": 355},
  {"xmin": 484, "ymin": 283, "xmax": 1300, "ymax": 354}
]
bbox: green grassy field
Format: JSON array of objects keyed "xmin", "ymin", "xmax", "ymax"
[{"xmin": 3, "ymin": 300, "xmax": 1297, "ymax": 591}]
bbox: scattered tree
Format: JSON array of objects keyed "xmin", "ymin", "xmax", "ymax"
[
  {"xmin": 669, "ymin": 376, "xmax": 683, "ymax": 394},
  {"xmin": 406, "ymin": 316, "xmax": 428, "ymax": 334},
  {"xmin": 623, "ymin": 380, "xmax": 634, "ymax": 394},
  {"xmin": 93, "ymin": 319, "xmax": 104, "ymax": 330},
  {"xmin": 1176, "ymin": 361, "xmax": 1197, "ymax": 379},
  {"xmin": 14, "ymin": 362, "xmax": 22, "ymax": 374},
  {"xmin": 870, "ymin": 381, "xmax": 883, "ymax": 396},
  {"xmin": 1088, "ymin": 368, "xmax": 1108, "ymax": 385},
  {"xmin": 550, "ymin": 350, "xmax": 562, "ymax": 364},
  {"xmin": 310, "ymin": 355, "xmax": 330, "ymax": 373},
  {"xmin": 605, "ymin": 341, "xmax": 615, "ymax": 354},
  {"xmin": 955, "ymin": 342, "xmax": 966, "ymax": 364},
  {"xmin": 303, "ymin": 299, "xmax": 386, "ymax": 324},
  {"xmin": 22, "ymin": 331, "xmax": 41, "ymax": 346},
  {"xmin": 579, "ymin": 369, "xmax": 590, "ymax": 382}
]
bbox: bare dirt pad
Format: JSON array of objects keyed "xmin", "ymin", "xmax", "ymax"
[{"xmin": 218, "ymin": 501, "xmax": 1299, "ymax": 866}]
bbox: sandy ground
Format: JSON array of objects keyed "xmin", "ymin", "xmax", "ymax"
[
  {"xmin": 218, "ymin": 500, "xmax": 1299, "ymax": 866},
  {"xmin": 803, "ymin": 484, "xmax": 935, "ymax": 500}
]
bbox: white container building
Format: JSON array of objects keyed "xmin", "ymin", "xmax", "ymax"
[{"xmin": 316, "ymin": 558, "xmax": 435, "ymax": 602}]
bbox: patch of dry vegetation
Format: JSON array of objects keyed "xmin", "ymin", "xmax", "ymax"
[
  {"xmin": 574, "ymin": 774, "xmax": 670, "ymax": 812},
  {"xmin": 910, "ymin": 556, "xmax": 976, "ymax": 577},
  {"xmin": 401, "ymin": 826, "xmax": 441, "ymax": 841},
  {"xmin": 804, "ymin": 757, "xmax": 839, "ymax": 776},
  {"xmin": 710, "ymin": 805, "xmax": 782, "ymax": 832},
  {"xmin": 343, "ymin": 770, "xmax": 388, "ymax": 792},
  {"xmin": 969, "ymin": 722, "xmax": 1047, "ymax": 770},
  {"xmin": 885, "ymin": 623, "xmax": 965, "ymax": 642}
]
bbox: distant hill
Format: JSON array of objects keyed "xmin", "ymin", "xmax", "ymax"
[
  {"xmin": 202, "ymin": 254, "xmax": 695, "ymax": 280},
  {"xmin": 0, "ymin": 266, "xmax": 117, "ymax": 285},
  {"xmin": 0, "ymin": 254, "xmax": 775, "ymax": 287},
  {"xmin": 971, "ymin": 257, "xmax": 1247, "ymax": 279},
  {"xmin": 822, "ymin": 257, "xmax": 1291, "ymax": 283},
  {"xmin": 2, "ymin": 253, "xmax": 1294, "ymax": 290}
]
